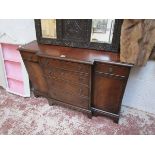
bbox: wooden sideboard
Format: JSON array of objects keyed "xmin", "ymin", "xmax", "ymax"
[{"xmin": 19, "ymin": 40, "xmax": 132, "ymax": 123}]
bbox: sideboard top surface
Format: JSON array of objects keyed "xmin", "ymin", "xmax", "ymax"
[{"xmin": 19, "ymin": 40, "xmax": 132, "ymax": 66}]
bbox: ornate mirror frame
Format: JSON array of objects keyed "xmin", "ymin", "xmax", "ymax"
[{"xmin": 35, "ymin": 19, "xmax": 123, "ymax": 52}]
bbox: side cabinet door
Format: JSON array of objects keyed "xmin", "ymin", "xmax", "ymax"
[
  {"xmin": 24, "ymin": 61, "xmax": 48, "ymax": 94},
  {"xmin": 93, "ymin": 73, "xmax": 126, "ymax": 114},
  {"xmin": 20, "ymin": 51, "xmax": 48, "ymax": 95}
]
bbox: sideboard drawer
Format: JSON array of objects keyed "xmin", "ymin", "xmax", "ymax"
[
  {"xmin": 39, "ymin": 57, "xmax": 90, "ymax": 74},
  {"xmin": 47, "ymin": 78, "xmax": 89, "ymax": 98},
  {"xmin": 49, "ymin": 88, "xmax": 89, "ymax": 109},
  {"xmin": 21, "ymin": 52, "xmax": 38, "ymax": 62},
  {"xmin": 46, "ymin": 78, "xmax": 89, "ymax": 109},
  {"xmin": 95, "ymin": 62, "xmax": 130, "ymax": 77},
  {"xmin": 44, "ymin": 68, "xmax": 89, "ymax": 86}
]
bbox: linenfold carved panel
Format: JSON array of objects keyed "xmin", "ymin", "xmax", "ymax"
[{"xmin": 62, "ymin": 19, "xmax": 91, "ymax": 42}]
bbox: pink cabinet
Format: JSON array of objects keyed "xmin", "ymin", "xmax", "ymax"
[{"xmin": 0, "ymin": 43, "xmax": 30, "ymax": 97}]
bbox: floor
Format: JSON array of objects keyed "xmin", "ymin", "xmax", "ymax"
[{"xmin": 0, "ymin": 87, "xmax": 155, "ymax": 135}]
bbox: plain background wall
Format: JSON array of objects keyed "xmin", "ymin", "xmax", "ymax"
[
  {"xmin": 0, "ymin": 19, "xmax": 36, "ymax": 44},
  {"xmin": 0, "ymin": 19, "xmax": 155, "ymax": 114},
  {"xmin": 122, "ymin": 61, "xmax": 155, "ymax": 114}
]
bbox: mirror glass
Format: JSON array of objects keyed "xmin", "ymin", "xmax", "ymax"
[
  {"xmin": 41, "ymin": 19, "xmax": 57, "ymax": 39},
  {"xmin": 90, "ymin": 19, "xmax": 115, "ymax": 44}
]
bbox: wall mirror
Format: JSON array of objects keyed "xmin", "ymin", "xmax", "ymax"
[
  {"xmin": 40, "ymin": 19, "xmax": 57, "ymax": 39},
  {"xmin": 90, "ymin": 19, "xmax": 115, "ymax": 44},
  {"xmin": 35, "ymin": 19, "xmax": 123, "ymax": 52}
]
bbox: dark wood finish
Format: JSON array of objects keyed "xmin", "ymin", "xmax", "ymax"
[
  {"xmin": 92, "ymin": 62, "xmax": 131, "ymax": 122},
  {"xmin": 48, "ymin": 98, "xmax": 92, "ymax": 117},
  {"xmin": 35, "ymin": 19, "xmax": 123, "ymax": 52},
  {"xmin": 19, "ymin": 41, "xmax": 132, "ymax": 123},
  {"xmin": 19, "ymin": 40, "xmax": 121, "ymax": 64},
  {"xmin": 39, "ymin": 57, "xmax": 90, "ymax": 73},
  {"xmin": 40, "ymin": 58, "xmax": 91, "ymax": 109},
  {"xmin": 19, "ymin": 44, "xmax": 48, "ymax": 97},
  {"xmin": 21, "ymin": 52, "xmax": 38, "ymax": 62},
  {"xmin": 95, "ymin": 62, "xmax": 130, "ymax": 77},
  {"xmin": 43, "ymin": 67, "xmax": 89, "ymax": 85},
  {"xmin": 91, "ymin": 107, "xmax": 119, "ymax": 123},
  {"xmin": 24, "ymin": 60, "xmax": 48, "ymax": 96},
  {"xmin": 93, "ymin": 72, "xmax": 127, "ymax": 114}
]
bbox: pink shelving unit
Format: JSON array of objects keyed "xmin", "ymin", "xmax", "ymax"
[
  {"xmin": 0, "ymin": 43, "xmax": 30, "ymax": 97},
  {"xmin": 7, "ymin": 78, "xmax": 24, "ymax": 95},
  {"xmin": 5, "ymin": 61, "xmax": 23, "ymax": 81},
  {"xmin": 2, "ymin": 44, "xmax": 21, "ymax": 62}
]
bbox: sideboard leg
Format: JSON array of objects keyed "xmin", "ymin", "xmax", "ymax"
[
  {"xmin": 32, "ymin": 89, "xmax": 40, "ymax": 98},
  {"xmin": 48, "ymin": 99, "xmax": 54, "ymax": 106},
  {"xmin": 87, "ymin": 113, "xmax": 92, "ymax": 119},
  {"xmin": 34, "ymin": 92, "xmax": 40, "ymax": 98},
  {"xmin": 113, "ymin": 117, "xmax": 119, "ymax": 124}
]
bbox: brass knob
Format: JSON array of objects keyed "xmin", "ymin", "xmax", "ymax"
[{"xmin": 60, "ymin": 55, "xmax": 66, "ymax": 58}]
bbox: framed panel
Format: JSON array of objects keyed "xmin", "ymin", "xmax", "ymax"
[
  {"xmin": 61, "ymin": 19, "xmax": 91, "ymax": 42},
  {"xmin": 35, "ymin": 19, "xmax": 123, "ymax": 52}
]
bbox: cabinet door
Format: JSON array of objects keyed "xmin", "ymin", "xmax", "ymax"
[
  {"xmin": 38, "ymin": 57, "xmax": 91, "ymax": 109},
  {"xmin": 24, "ymin": 61, "xmax": 48, "ymax": 94},
  {"xmin": 93, "ymin": 73, "xmax": 126, "ymax": 114}
]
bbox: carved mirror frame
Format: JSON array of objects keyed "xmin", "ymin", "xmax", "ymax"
[{"xmin": 35, "ymin": 19, "xmax": 123, "ymax": 52}]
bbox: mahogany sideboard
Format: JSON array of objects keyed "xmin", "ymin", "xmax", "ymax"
[{"xmin": 19, "ymin": 40, "xmax": 132, "ymax": 123}]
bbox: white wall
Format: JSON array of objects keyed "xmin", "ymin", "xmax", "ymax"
[
  {"xmin": 0, "ymin": 19, "xmax": 155, "ymax": 114},
  {"xmin": 0, "ymin": 19, "xmax": 36, "ymax": 44},
  {"xmin": 122, "ymin": 61, "xmax": 155, "ymax": 114}
]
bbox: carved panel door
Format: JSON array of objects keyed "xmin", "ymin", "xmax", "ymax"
[
  {"xmin": 93, "ymin": 73, "xmax": 126, "ymax": 114},
  {"xmin": 61, "ymin": 19, "xmax": 91, "ymax": 42}
]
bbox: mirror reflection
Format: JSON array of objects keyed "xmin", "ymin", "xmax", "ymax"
[
  {"xmin": 90, "ymin": 19, "xmax": 115, "ymax": 44},
  {"xmin": 41, "ymin": 19, "xmax": 57, "ymax": 39}
]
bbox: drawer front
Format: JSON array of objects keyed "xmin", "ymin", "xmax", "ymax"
[
  {"xmin": 46, "ymin": 79, "xmax": 89, "ymax": 109},
  {"xmin": 44, "ymin": 68, "xmax": 89, "ymax": 86},
  {"xmin": 50, "ymin": 89, "xmax": 89, "ymax": 109},
  {"xmin": 39, "ymin": 57, "xmax": 90, "ymax": 74},
  {"xmin": 21, "ymin": 52, "xmax": 38, "ymax": 62},
  {"xmin": 47, "ymin": 78, "xmax": 89, "ymax": 98},
  {"xmin": 95, "ymin": 62, "xmax": 130, "ymax": 77}
]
